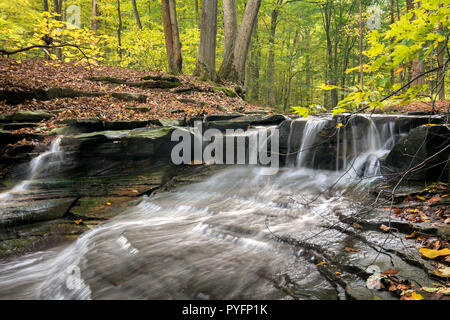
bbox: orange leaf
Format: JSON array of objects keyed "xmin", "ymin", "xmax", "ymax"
[
  {"xmin": 381, "ymin": 269, "xmax": 400, "ymax": 276},
  {"xmin": 405, "ymin": 231, "xmax": 416, "ymax": 239},
  {"xmin": 428, "ymin": 196, "xmax": 441, "ymax": 203}
]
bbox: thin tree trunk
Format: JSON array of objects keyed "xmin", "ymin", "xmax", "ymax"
[
  {"xmin": 437, "ymin": 3, "xmax": 445, "ymax": 100},
  {"xmin": 53, "ymin": 0, "xmax": 63, "ymax": 60},
  {"xmin": 249, "ymin": 23, "xmax": 260, "ymax": 102},
  {"xmin": 194, "ymin": 0, "xmax": 200, "ymax": 28},
  {"xmin": 117, "ymin": 0, "xmax": 122, "ymax": 61},
  {"xmin": 411, "ymin": 1, "xmax": 424, "ymax": 87},
  {"xmin": 92, "ymin": 0, "xmax": 98, "ymax": 34},
  {"xmin": 304, "ymin": 29, "xmax": 311, "ymax": 105},
  {"xmin": 359, "ymin": 0, "xmax": 363, "ymax": 91},
  {"xmin": 132, "ymin": 0, "xmax": 143, "ymax": 29},
  {"xmin": 219, "ymin": 0, "xmax": 262, "ymax": 83},
  {"xmin": 267, "ymin": 7, "xmax": 279, "ymax": 106},
  {"xmin": 169, "ymin": 0, "xmax": 182, "ymax": 73},
  {"xmin": 43, "ymin": 0, "xmax": 50, "ymax": 60},
  {"xmin": 194, "ymin": 0, "xmax": 218, "ymax": 81},
  {"xmin": 390, "ymin": 0, "xmax": 395, "ymax": 85}
]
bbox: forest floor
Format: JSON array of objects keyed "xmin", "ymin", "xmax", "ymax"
[
  {"xmin": 0, "ymin": 58, "xmax": 262, "ymax": 136},
  {"xmin": 1, "ymin": 58, "xmax": 449, "ymax": 139}
]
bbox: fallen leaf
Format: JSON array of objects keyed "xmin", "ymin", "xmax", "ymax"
[
  {"xmin": 381, "ymin": 269, "xmax": 400, "ymax": 276},
  {"xmin": 344, "ymin": 247, "xmax": 359, "ymax": 252},
  {"xmin": 434, "ymin": 267, "xmax": 450, "ymax": 277},
  {"xmin": 106, "ymin": 202, "xmax": 111, "ymax": 205},
  {"xmin": 427, "ymin": 196, "xmax": 441, "ymax": 203},
  {"xmin": 380, "ymin": 224, "xmax": 391, "ymax": 232},
  {"xmin": 75, "ymin": 219, "xmax": 82, "ymax": 225},
  {"xmin": 405, "ymin": 231, "xmax": 417, "ymax": 239},
  {"xmin": 415, "ymin": 195, "xmax": 426, "ymax": 201},
  {"xmin": 419, "ymin": 248, "xmax": 450, "ymax": 259},
  {"xmin": 410, "ymin": 292, "xmax": 424, "ymax": 300},
  {"xmin": 316, "ymin": 261, "xmax": 328, "ymax": 266},
  {"xmin": 430, "ymin": 292, "xmax": 443, "ymax": 300}
]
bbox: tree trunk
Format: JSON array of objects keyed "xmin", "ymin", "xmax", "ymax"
[
  {"xmin": 248, "ymin": 23, "xmax": 260, "ymax": 102},
  {"xmin": 53, "ymin": 0, "xmax": 63, "ymax": 60},
  {"xmin": 43, "ymin": 0, "xmax": 50, "ymax": 60},
  {"xmin": 219, "ymin": 0, "xmax": 261, "ymax": 83},
  {"xmin": 437, "ymin": 4, "xmax": 445, "ymax": 100},
  {"xmin": 219, "ymin": 0, "xmax": 238, "ymax": 77},
  {"xmin": 161, "ymin": 0, "xmax": 183, "ymax": 74},
  {"xmin": 194, "ymin": 0, "xmax": 218, "ymax": 81},
  {"xmin": 411, "ymin": 1, "xmax": 424, "ymax": 87},
  {"xmin": 267, "ymin": 7, "xmax": 279, "ymax": 106},
  {"xmin": 117, "ymin": 0, "xmax": 122, "ymax": 61},
  {"xmin": 390, "ymin": 0, "xmax": 395, "ymax": 85},
  {"xmin": 304, "ymin": 29, "xmax": 311, "ymax": 105},
  {"xmin": 359, "ymin": 0, "xmax": 364, "ymax": 91},
  {"xmin": 194, "ymin": 0, "xmax": 200, "ymax": 28},
  {"xmin": 132, "ymin": 0, "xmax": 143, "ymax": 29},
  {"xmin": 92, "ymin": 0, "xmax": 98, "ymax": 34}
]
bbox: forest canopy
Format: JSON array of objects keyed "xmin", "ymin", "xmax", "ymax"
[{"xmin": 0, "ymin": 0, "xmax": 448, "ymax": 115}]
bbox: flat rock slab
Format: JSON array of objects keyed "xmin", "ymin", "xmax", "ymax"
[
  {"xmin": 0, "ymin": 198, "xmax": 77, "ymax": 229},
  {"xmin": 205, "ymin": 114, "xmax": 286, "ymax": 131},
  {"xmin": 0, "ymin": 111, "xmax": 54, "ymax": 123}
]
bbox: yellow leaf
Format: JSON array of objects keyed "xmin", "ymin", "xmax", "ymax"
[
  {"xmin": 318, "ymin": 83, "xmax": 340, "ymax": 90},
  {"xmin": 410, "ymin": 292, "xmax": 424, "ymax": 300},
  {"xmin": 416, "ymin": 195, "xmax": 425, "ymax": 201},
  {"xmin": 405, "ymin": 232, "xmax": 416, "ymax": 239},
  {"xmin": 419, "ymin": 248, "xmax": 450, "ymax": 259},
  {"xmin": 434, "ymin": 267, "xmax": 450, "ymax": 277},
  {"xmin": 336, "ymin": 123, "xmax": 343, "ymax": 129},
  {"xmin": 316, "ymin": 261, "xmax": 328, "ymax": 266},
  {"xmin": 106, "ymin": 202, "xmax": 111, "ymax": 206},
  {"xmin": 75, "ymin": 219, "xmax": 82, "ymax": 225}
]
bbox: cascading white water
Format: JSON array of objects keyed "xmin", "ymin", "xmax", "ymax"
[
  {"xmin": 286, "ymin": 120, "xmax": 296, "ymax": 166},
  {"xmin": 344, "ymin": 115, "xmax": 392, "ymax": 179},
  {"xmin": 296, "ymin": 119, "xmax": 328, "ymax": 168},
  {"xmin": 0, "ymin": 137, "xmax": 63, "ymax": 200},
  {"xmin": 293, "ymin": 115, "xmax": 401, "ymax": 181}
]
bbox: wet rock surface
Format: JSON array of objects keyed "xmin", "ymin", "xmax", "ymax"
[{"xmin": 0, "ymin": 113, "xmax": 448, "ymax": 299}]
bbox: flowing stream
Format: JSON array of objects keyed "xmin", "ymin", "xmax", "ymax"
[{"xmin": 0, "ymin": 116, "xmax": 404, "ymax": 299}]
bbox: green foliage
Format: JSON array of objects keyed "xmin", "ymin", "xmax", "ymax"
[
  {"xmin": 1, "ymin": 0, "xmax": 447, "ymax": 114},
  {"xmin": 332, "ymin": 0, "xmax": 449, "ymax": 114}
]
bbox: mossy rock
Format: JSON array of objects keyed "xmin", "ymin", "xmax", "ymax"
[
  {"xmin": 214, "ymin": 86, "xmax": 238, "ymax": 97},
  {"xmin": 0, "ymin": 111, "xmax": 55, "ymax": 123}
]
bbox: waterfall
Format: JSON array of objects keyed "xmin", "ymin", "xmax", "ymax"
[
  {"xmin": 296, "ymin": 119, "xmax": 328, "ymax": 168},
  {"xmin": 0, "ymin": 137, "xmax": 63, "ymax": 200},
  {"xmin": 286, "ymin": 120, "xmax": 295, "ymax": 166},
  {"xmin": 294, "ymin": 115, "xmax": 400, "ymax": 180},
  {"xmin": 336, "ymin": 127, "xmax": 340, "ymax": 171}
]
